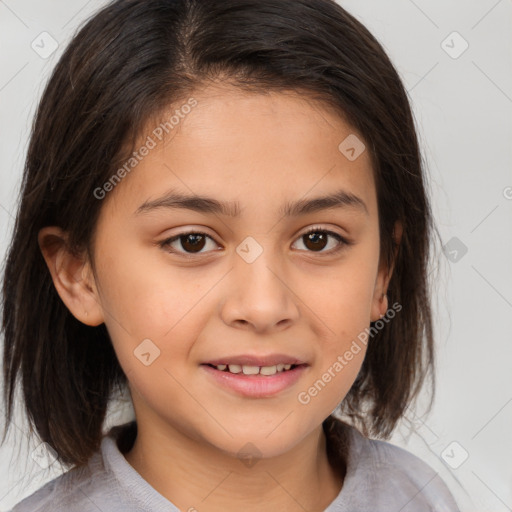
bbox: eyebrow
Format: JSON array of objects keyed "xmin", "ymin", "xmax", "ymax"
[{"xmin": 134, "ymin": 188, "xmax": 368, "ymax": 218}]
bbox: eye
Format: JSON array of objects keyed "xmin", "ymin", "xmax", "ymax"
[
  {"xmin": 159, "ymin": 231, "xmax": 219, "ymax": 256},
  {"xmin": 291, "ymin": 227, "xmax": 350, "ymax": 255},
  {"xmin": 159, "ymin": 226, "xmax": 351, "ymax": 257}
]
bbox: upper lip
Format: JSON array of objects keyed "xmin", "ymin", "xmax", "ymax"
[{"xmin": 203, "ymin": 354, "xmax": 308, "ymax": 367}]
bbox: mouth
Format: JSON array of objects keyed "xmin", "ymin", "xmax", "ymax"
[
  {"xmin": 200, "ymin": 357, "xmax": 309, "ymax": 398},
  {"xmin": 203, "ymin": 362, "xmax": 303, "ymax": 376}
]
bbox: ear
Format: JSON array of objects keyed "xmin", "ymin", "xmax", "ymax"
[
  {"xmin": 38, "ymin": 226, "xmax": 104, "ymax": 326},
  {"xmin": 370, "ymin": 220, "xmax": 403, "ymax": 322}
]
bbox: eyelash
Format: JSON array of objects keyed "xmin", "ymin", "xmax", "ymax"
[{"xmin": 158, "ymin": 226, "xmax": 352, "ymax": 258}]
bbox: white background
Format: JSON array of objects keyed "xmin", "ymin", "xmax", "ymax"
[{"xmin": 0, "ymin": 1, "xmax": 511, "ymax": 510}]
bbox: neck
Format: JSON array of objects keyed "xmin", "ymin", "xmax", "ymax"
[{"xmin": 122, "ymin": 417, "xmax": 346, "ymax": 512}]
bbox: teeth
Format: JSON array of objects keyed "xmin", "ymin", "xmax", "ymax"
[
  {"xmin": 260, "ymin": 365, "xmax": 277, "ymax": 376},
  {"xmin": 242, "ymin": 365, "xmax": 260, "ymax": 375},
  {"xmin": 214, "ymin": 363, "xmax": 296, "ymax": 375}
]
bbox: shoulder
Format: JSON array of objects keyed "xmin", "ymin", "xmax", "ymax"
[
  {"xmin": 370, "ymin": 436, "xmax": 458, "ymax": 503},
  {"xmin": 334, "ymin": 422, "xmax": 461, "ymax": 511},
  {"xmin": 8, "ymin": 437, "xmax": 126, "ymax": 512},
  {"xmin": 9, "ymin": 421, "xmax": 177, "ymax": 512}
]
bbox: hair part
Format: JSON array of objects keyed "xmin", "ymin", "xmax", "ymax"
[{"xmin": 2, "ymin": 0, "xmax": 439, "ymax": 468}]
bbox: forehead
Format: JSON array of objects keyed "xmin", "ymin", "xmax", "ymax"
[{"xmin": 103, "ymin": 85, "xmax": 377, "ymax": 220}]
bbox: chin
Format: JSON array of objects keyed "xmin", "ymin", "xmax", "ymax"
[{"xmin": 203, "ymin": 421, "xmax": 316, "ymax": 462}]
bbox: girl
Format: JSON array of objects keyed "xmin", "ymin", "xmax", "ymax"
[{"xmin": 2, "ymin": 0, "xmax": 460, "ymax": 510}]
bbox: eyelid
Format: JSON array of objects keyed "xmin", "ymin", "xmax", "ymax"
[{"xmin": 158, "ymin": 225, "xmax": 352, "ymax": 257}]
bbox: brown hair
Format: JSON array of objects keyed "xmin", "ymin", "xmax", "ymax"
[{"xmin": 2, "ymin": 0, "xmax": 440, "ymax": 469}]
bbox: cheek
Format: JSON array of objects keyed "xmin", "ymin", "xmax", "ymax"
[
  {"xmin": 95, "ymin": 238, "xmax": 218, "ymax": 338},
  {"xmin": 304, "ymin": 260, "xmax": 377, "ymax": 334},
  {"xmin": 298, "ymin": 252, "xmax": 377, "ymax": 407},
  {"xmin": 99, "ymin": 275, "xmax": 208, "ymax": 371}
]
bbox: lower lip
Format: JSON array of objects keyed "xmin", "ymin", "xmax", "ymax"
[{"xmin": 200, "ymin": 364, "xmax": 308, "ymax": 398}]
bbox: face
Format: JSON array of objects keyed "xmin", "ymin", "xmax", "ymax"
[{"xmin": 48, "ymin": 84, "xmax": 395, "ymax": 459}]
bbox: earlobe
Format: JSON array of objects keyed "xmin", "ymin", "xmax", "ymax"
[
  {"xmin": 38, "ymin": 226, "xmax": 104, "ymax": 326},
  {"xmin": 371, "ymin": 292, "xmax": 389, "ymax": 323}
]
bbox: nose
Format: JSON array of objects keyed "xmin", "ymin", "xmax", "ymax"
[{"xmin": 219, "ymin": 243, "xmax": 300, "ymax": 334}]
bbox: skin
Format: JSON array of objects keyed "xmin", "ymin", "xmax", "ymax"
[{"xmin": 39, "ymin": 83, "xmax": 402, "ymax": 512}]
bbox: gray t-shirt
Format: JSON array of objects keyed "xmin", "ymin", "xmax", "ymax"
[{"xmin": 9, "ymin": 422, "xmax": 460, "ymax": 511}]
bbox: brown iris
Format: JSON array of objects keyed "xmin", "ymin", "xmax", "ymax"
[
  {"xmin": 303, "ymin": 232, "xmax": 328, "ymax": 251},
  {"xmin": 180, "ymin": 234, "xmax": 206, "ymax": 253}
]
